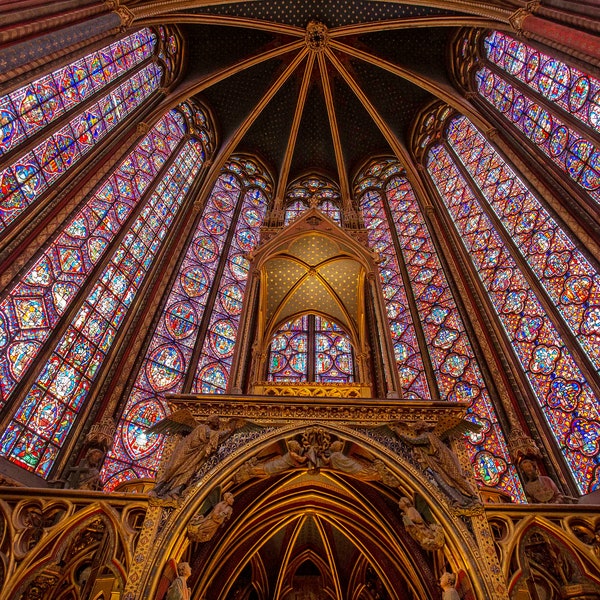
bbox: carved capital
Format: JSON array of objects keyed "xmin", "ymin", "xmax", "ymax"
[
  {"xmin": 509, "ymin": 6, "xmax": 534, "ymax": 35},
  {"xmin": 116, "ymin": 6, "xmax": 135, "ymax": 29},
  {"xmin": 86, "ymin": 416, "xmax": 116, "ymax": 450}
]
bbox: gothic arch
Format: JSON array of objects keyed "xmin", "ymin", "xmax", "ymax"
[{"xmin": 137, "ymin": 420, "xmax": 501, "ymax": 599}]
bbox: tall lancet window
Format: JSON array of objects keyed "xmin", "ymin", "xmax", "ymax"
[
  {"xmin": 284, "ymin": 175, "xmax": 341, "ymax": 225},
  {"xmin": 356, "ymin": 159, "xmax": 523, "ymax": 501},
  {"xmin": 0, "ymin": 103, "xmax": 208, "ymax": 478},
  {"xmin": 473, "ymin": 31, "xmax": 599, "ymax": 207},
  {"xmin": 102, "ymin": 157, "xmax": 270, "ymax": 490},
  {"xmin": 0, "ymin": 28, "xmax": 172, "ymax": 233},
  {"xmin": 421, "ymin": 107, "xmax": 600, "ymax": 494},
  {"xmin": 267, "ymin": 315, "xmax": 355, "ymax": 384}
]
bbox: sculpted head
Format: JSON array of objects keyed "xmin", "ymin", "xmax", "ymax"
[
  {"xmin": 398, "ymin": 496, "xmax": 413, "ymax": 510},
  {"xmin": 223, "ymin": 492, "xmax": 234, "ymax": 505},
  {"xmin": 439, "ymin": 572, "xmax": 456, "ymax": 588},
  {"xmin": 287, "ymin": 440, "xmax": 302, "ymax": 453},
  {"xmin": 206, "ymin": 415, "xmax": 220, "ymax": 428},
  {"xmin": 520, "ymin": 459, "xmax": 538, "ymax": 480},
  {"xmin": 177, "ymin": 562, "xmax": 192, "ymax": 577},
  {"xmin": 329, "ymin": 441, "xmax": 344, "ymax": 452}
]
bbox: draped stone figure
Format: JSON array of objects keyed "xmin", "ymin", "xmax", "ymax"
[
  {"xmin": 149, "ymin": 410, "xmax": 244, "ymax": 499},
  {"xmin": 392, "ymin": 420, "xmax": 480, "ymax": 507},
  {"xmin": 188, "ymin": 492, "xmax": 234, "ymax": 543},
  {"xmin": 398, "ymin": 496, "xmax": 445, "ymax": 551},
  {"xmin": 165, "ymin": 562, "xmax": 191, "ymax": 600}
]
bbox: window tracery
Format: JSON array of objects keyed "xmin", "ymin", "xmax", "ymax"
[
  {"xmin": 474, "ymin": 31, "xmax": 599, "ymax": 207},
  {"xmin": 357, "ymin": 159, "xmax": 523, "ymax": 500},
  {"xmin": 102, "ymin": 156, "xmax": 270, "ymax": 489},
  {"xmin": 420, "ymin": 110, "xmax": 600, "ymax": 494},
  {"xmin": 0, "ymin": 105, "xmax": 205, "ymax": 477},
  {"xmin": 267, "ymin": 315, "xmax": 355, "ymax": 384},
  {"xmin": 0, "ymin": 29, "xmax": 166, "ymax": 233},
  {"xmin": 284, "ymin": 175, "xmax": 341, "ymax": 225}
]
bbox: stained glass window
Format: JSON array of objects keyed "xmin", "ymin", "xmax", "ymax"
[
  {"xmin": 427, "ymin": 137, "xmax": 600, "ymax": 494},
  {"xmin": 359, "ymin": 187, "xmax": 429, "ymax": 400},
  {"xmin": 0, "ymin": 29, "xmax": 163, "ymax": 233},
  {"xmin": 267, "ymin": 315, "xmax": 354, "ymax": 384},
  {"xmin": 357, "ymin": 161, "xmax": 523, "ymax": 500},
  {"xmin": 193, "ymin": 169, "xmax": 271, "ymax": 394},
  {"xmin": 102, "ymin": 157, "xmax": 269, "ymax": 489},
  {"xmin": 0, "ymin": 29, "xmax": 157, "ymax": 158},
  {"xmin": 446, "ymin": 116, "xmax": 600, "ymax": 372},
  {"xmin": 0, "ymin": 110, "xmax": 186, "ymax": 408},
  {"xmin": 476, "ymin": 32, "xmax": 600, "ymax": 206},
  {"xmin": 483, "ymin": 31, "xmax": 600, "ymax": 134},
  {"xmin": 0, "ymin": 111, "xmax": 204, "ymax": 477},
  {"xmin": 315, "ymin": 317, "xmax": 354, "ymax": 383},
  {"xmin": 284, "ymin": 200, "xmax": 309, "ymax": 225},
  {"xmin": 284, "ymin": 175, "xmax": 341, "ymax": 225}
]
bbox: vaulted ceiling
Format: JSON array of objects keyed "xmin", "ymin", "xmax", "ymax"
[{"xmin": 135, "ymin": 0, "xmax": 512, "ymax": 197}]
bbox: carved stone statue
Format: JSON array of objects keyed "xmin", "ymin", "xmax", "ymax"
[
  {"xmin": 398, "ymin": 496, "xmax": 444, "ymax": 551},
  {"xmin": 188, "ymin": 492, "xmax": 234, "ymax": 543},
  {"xmin": 322, "ymin": 441, "xmax": 382, "ymax": 481},
  {"xmin": 520, "ymin": 459, "xmax": 565, "ymax": 503},
  {"xmin": 234, "ymin": 439, "xmax": 308, "ymax": 483},
  {"xmin": 165, "ymin": 562, "xmax": 191, "ymax": 600},
  {"xmin": 65, "ymin": 448, "xmax": 105, "ymax": 490},
  {"xmin": 393, "ymin": 421, "xmax": 479, "ymax": 507},
  {"xmin": 149, "ymin": 411, "xmax": 243, "ymax": 499},
  {"xmin": 439, "ymin": 572, "xmax": 460, "ymax": 600}
]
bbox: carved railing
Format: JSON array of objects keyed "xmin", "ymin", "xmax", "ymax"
[
  {"xmin": 485, "ymin": 503, "xmax": 600, "ymax": 599},
  {"xmin": 0, "ymin": 487, "xmax": 148, "ymax": 600}
]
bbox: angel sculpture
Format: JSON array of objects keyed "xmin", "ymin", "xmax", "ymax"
[
  {"xmin": 398, "ymin": 496, "xmax": 445, "ymax": 551},
  {"xmin": 148, "ymin": 410, "xmax": 244, "ymax": 499},
  {"xmin": 187, "ymin": 488, "xmax": 234, "ymax": 543},
  {"xmin": 233, "ymin": 439, "xmax": 308, "ymax": 483},
  {"xmin": 391, "ymin": 420, "xmax": 480, "ymax": 508}
]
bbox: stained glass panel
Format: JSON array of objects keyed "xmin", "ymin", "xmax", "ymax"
[
  {"xmin": 0, "ymin": 62, "xmax": 162, "ymax": 232},
  {"xmin": 0, "ymin": 111, "xmax": 185, "ymax": 407},
  {"xmin": 382, "ymin": 173, "xmax": 523, "ymax": 499},
  {"xmin": 0, "ymin": 137, "xmax": 204, "ymax": 477},
  {"xmin": 0, "ymin": 29, "xmax": 157, "ymax": 158},
  {"xmin": 267, "ymin": 316, "xmax": 309, "ymax": 382},
  {"xmin": 476, "ymin": 66, "xmax": 600, "ymax": 206},
  {"xmin": 360, "ymin": 188, "xmax": 430, "ymax": 399},
  {"xmin": 103, "ymin": 158, "xmax": 269, "ymax": 488},
  {"xmin": 447, "ymin": 115, "xmax": 600, "ymax": 371},
  {"xmin": 483, "ymin": 31, "xmax": 600, "ymax": 135},
  {"xmin": 315, "ymin": 317, "xmax": 354, "ymax": 383},
  {"xmin": 193, "ymin": 186, "xmax": 268, "ymax": 393},
  {"xmin": 284, "ymin": 200, "xmax": 308, "ymax": 225},
  {"xmin": 427, "ymin": 142, "xmax": 600, "ymax": 494}
]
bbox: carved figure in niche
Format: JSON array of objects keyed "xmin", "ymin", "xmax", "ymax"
[
  {"xmin": 233, "ymin": 439, "xmax": 308, "ymax": 483},
  {"xmin": 392, "ymin": 420, "xmax": 480, "ymax": 507},
  {"xmin": 302, "ymin": 427, "xmax": 331, "ymax": 472},
  {"xmin": 439, "ymin": 572, "xmax": 460, "ymax": 600},
  {"xmin": 398, "ymin": 496, "xmax": 444, "ymax": 551},
  {"xmin": 64, "ymin": 448, "xmax": 105, "ymax": 490},
  {"xmin": 519, "ymin": 458, "xmax": 566, "ymax": 503},
  {"xmin": 188, "ymin": 492, "xmax": 234, "ymax": 543},
  {"xmin": 166, "ymin": 562, "xmax": 192, "ymax": 600},
  {"xmin": 149, "ymin": 410, "xmax": 245, "ymax": 499}
]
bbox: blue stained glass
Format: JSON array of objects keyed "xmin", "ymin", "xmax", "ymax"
[
  {"xmin": 0, "ymin": 110, "xmax": 185, "ymax": 408},
  {"xmin": 1, "ymin": 134, "xmax": 204, "ymax": 477},
  {"xmin": 103, "ymin": 156, "xmax": 268, "ymax": 489}
]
